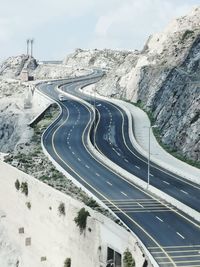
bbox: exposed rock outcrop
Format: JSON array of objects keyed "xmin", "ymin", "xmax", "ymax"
[
  {"xmin": 63, "ymin": 7, "xmax": 200, "ymax": 163},
  {"xmin": 0, "ymin": 55, "xmax": 37, "ymax": 78}
]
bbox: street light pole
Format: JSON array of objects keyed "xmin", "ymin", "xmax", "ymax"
[
  {"xmin": 147, "ymin": 126, "xmax": 151, "ymax": 190},
  {"xmin": 93, "ymin": 89, "xmax": 96, "ymax": 147},
  {"xmin": 147, "ymin": 125, "xmax": 157, "ymax": 190}
]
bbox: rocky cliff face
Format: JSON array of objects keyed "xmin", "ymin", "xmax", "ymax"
[
  {"xmin": 63, "ymin": 7, "xmax": 200, "ymax": 163},
  {"xmin": 0, "ymin": 55, "xmax": 37, "ymax": 78}
]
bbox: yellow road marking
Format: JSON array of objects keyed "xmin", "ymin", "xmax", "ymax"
[
  {"xmin": 95, "ymin": 101, "xmax": 200, "ymax": 230},
  {"xmin": 49, "ymin": 98, "xmax": 176, "ymax": 267},
  {"xmin": 107, "ymin": 101, "xmax": 200, "ymax": 192}
]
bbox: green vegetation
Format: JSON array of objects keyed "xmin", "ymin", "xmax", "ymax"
[
  {"xmin": 123, "ymin": 249, "xmax": 135, "ymax": 267},
  {"xmin": 64, "ymin": 258, "xmax": 71, "ymax": 267},
  {"xmin": 58, "ymin": 202, "xmax": 65, "ymax": 216},
  {"xmin": 85, "ymin": 198, "xmax": 99, "ymax": 208},
  {"xmin": 131, "ymin": 100, "xmax": 200, "ymax": 169},
  {"xmin": 21, "ymin": 182, "xmax": 28, "ymax": 196},
  {"xmin": 15, "ymin": 179, "xmax": 20, "ymax": 191},
  {"xmin": 74, "ymin": 207, "xmax": 90, "ymax": 233},
  {"xmin": 26, "ymin": 202, "xmax": 31, "ymax": 209}
]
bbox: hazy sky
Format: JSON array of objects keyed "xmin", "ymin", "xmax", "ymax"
[{"xmin": 0, "ymin": 0, "xmax": 199, "ymax": 61}]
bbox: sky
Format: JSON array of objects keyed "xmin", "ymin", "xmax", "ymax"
[{"xmin": 0, "ymin": 0, "xmax": 200, "ymax": 61}]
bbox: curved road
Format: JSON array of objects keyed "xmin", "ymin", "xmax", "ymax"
[
  {"xmin": 37, "ymin": 72, "xmax": 200, "ymax": 267},
  {"xmin": 60, "ymin": 73, "xmax": 200, "ymax": 214}
]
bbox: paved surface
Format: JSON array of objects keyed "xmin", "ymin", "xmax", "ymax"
[
  {"xmin": 121, "ymin": 101, "xmax": 200, "ymax": 185},
  {"xmin": 64, "ymin": 77, "xmax": 200, "ymax": 215},
  {"xmin": 37, "ymin": 73, "xmax": 200, "ymax": 267}
]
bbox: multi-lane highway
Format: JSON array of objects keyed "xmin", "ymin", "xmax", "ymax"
[
  {"xmin": 58, "ymin": 71, "xmax": 200, "ymax": 215},
  {"xmin": 37, "ymin": 72, "xmax": 200, "ymax": 267}
]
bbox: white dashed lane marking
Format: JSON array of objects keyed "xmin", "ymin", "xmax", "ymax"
[
  {"xmin": 156, "ymin": 216, "xmax": 164, "ymax": 222},
  {"xmin": 176, "ymin": 232, "xmax": 185, "ymax": 239},
  {"xmin": 180, "ymin": 190, "xmax": 188, "ymax": 195},
  {"xmin": 106, "ymin": 181, "xmax": 113, "ymax": 186},
  {"xmin": 121, "ymin": 191, "xmax": 128, "ymax": 197},
  {"xmin": 163, "ymin": 181, "xmax": 170, "ymax": 185}
]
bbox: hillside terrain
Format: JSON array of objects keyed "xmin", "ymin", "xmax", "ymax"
[{"xmin": 63, "ymin": 7, "xmax": 200, "ymax": 164}]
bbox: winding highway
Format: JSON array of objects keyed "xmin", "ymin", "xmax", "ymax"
[{"xmin": 37, "ymin": 71, "xmax": 200, "ymax": 267}]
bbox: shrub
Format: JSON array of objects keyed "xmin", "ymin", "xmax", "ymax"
[
  {"xmin": 58, "ymin": 202, "xmax": 65, "ymax": 216},
  {"xmin": 15, "ymin": 179, "xmax": 20, "ymax": 191},
  {"xmin": 64, "ymin": 258, "xmax": 71, "ymax": 267},
  {"xmin": 85, "ymin": 198, "xmax": 99, "ymax": 208},
  {"xmin": 123, "ymin": 249, "xmax": 135, "ymax": 267},
  {"xmin": 26, "ymin": 202, "xmax": 31, "ymax": 209},
  {"xmin": 74, "ymin": 208, "xmax": 90, "ymax": 233},
  {"xmin": 21, "ymin": 182, "xmax": 28, "ymax": 196}
]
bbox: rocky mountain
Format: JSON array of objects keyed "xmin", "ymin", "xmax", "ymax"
[
  {"xmin": 63, "ymin": 7, "xmax": 200, "ymax": 163},
  {"xmin": 0, "ymin": 55, "xmax": 37, "ymax": 78},
  {"xmin": 0, "ymin": 7, "xmax": 199, "ymax": 164}
]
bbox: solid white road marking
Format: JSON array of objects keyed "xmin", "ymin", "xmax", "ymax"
[
  {"xmin": 106, "ymin": 181, "xmax": 113, "ymax": 186},
  {"xmin": 163, "ymin": 181, "xmax": 170, "ymax": 185},
  {"xmin": 121, "ymin": 191, "xmax": 128, "ymax": 197},
  {"xmin": 156, "ymin": 216, "xmax": 164, "ymax": 222},
  {"xmin": 176, "ymin": 232, "xmax": 185, "ymax": 239},
  {"xmin": 180, "ymin": 190, "xmax": 188, "ymax": 195}
]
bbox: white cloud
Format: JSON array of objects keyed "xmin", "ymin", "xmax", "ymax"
[
  {"xmin": 0, "ymin": 0, "xmax": 199, "ymax": 60},
  {"xmin": 91, "ymin": 0, "xmax": 197, "ymax": 50}
]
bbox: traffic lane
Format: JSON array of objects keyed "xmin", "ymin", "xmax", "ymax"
[
  {"xmin": 45, "ymin": 98, "xmax": 200, "ymax": 249},
  {"xmin": 95, "ymin": 101, "xmax": 200, "ymax": 212},
  {"xmin": 41, "ymin": 79, "xmax": 200, "ymax": 267}
]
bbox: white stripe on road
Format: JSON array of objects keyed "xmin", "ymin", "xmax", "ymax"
[
  {"xmin": 150, "ymin": 174, "xmax": 154, "ymax": 177},
  {"xmin": 85, "ymin": 165, "xmax": 90, "ymax": 169},
  {"xmin": 180, "ymin": 190, "xmax": 188, "ymax": 195},
  {"xmin": 121, "ymin": 191, "xmax": 128, "ymax": 197},
  {"xmin": 176, "ymin": 232, "xmax": 185, "ymax": 239},
  {"xmin": 135, "ymin": 166, "xmax": 140, "ymax": 169},
  {"xmin": 106, "ymin": 181, "xmax": 113, "ymax": 186},
  {"xmin": 124, "ymin": 159, "xmax": 129, "ymax": 163},
  {"xmin": 163, "ymin": 181, "xmax": 170, "ymax": 185},
  {"xmin": 72, "ymin": 151, "xmax": 75, "ymax": 155},
  {"xmin": 137, "ymin": 203, "xmax": 144, "ymax": 208},
  {"xmin": 77, "ymin": 158, "xmax": 81, "ymax": 162},
  {"xmin": 156, "ymin": 216, "xmax": 164, "ymax": 222},
  {"xmin": 95, "ymin": 173, "xmax": 100, "ymax": 176}
]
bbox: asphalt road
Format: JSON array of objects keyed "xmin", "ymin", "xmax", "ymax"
[
  {"xmin": 60, "ymin": 72, "xmax": 200, "ymax": 214},
  {"xmin": 37, "ymin": 72, "xmax": 200, "ymax": 267}
]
